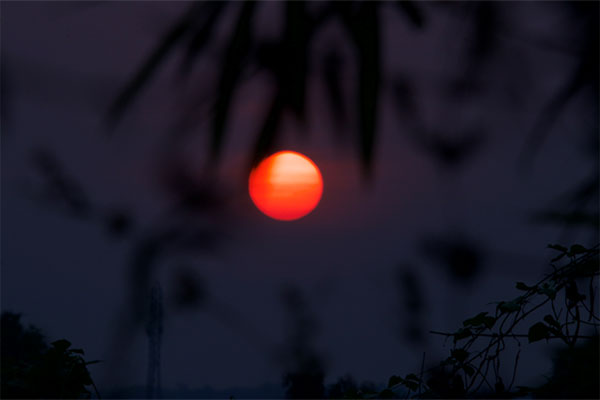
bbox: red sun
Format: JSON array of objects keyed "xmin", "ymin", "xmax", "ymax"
[{"xmin": 249, "ymin": 151, "xmax": 323, "ymax": 221}]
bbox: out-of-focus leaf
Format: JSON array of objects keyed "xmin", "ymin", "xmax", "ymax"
[
  {"xmin": 519, "ymin": 26, "xmax": 598, "ymax": 167},
  {"xmin": 32, "ymin": 149, "xmax": 92, "ymax": 218},
  {"xmin": 469, "ymin": 3, "xmax": 496, "ymax": 61},
  {"xmin": 279, "ymin": 1, "xmax": 310, "ymax": 120},
  {"xmin": 322, "ymin": 49, "xmax": 345, "ymax": 126},
  {"xmin": 392, "ymin": 78, "xmax": 416, "ymax": 117},
  {"xmin": 339, "ymin": 2, "xmax": 381, "ymax": 173},
  {"xmin": 394, "ymin": 0, "xmax": 425, "ymax": 28},
  {"xmin": 534, "ymin": 212, "xmax": 599, "ymax": 229},
  {"xmin": 1, "ymin": 62, "xmax": 11, "ymax": 129},
  {"xmin": 211, "ymin": 1, "xmax": 256, "ymax": 157},
  {"xmin": 180, "ymin": 2, "xmax": 228, "ymax": 75},
  {"xmin": 172, "ymin": 267, "xmax": 206, "ymax": 308},
  {"xmin": 250, "ymin": 94, "xmax": 284, "ymax": 168},
  {"xmin": 108, "ymin": 3, "xmax": 203, "ymax": 124},
  {"xmin": 106, "ymin": 211, "xmax": 132, "ymax": 237},
  {"xmin": 420, "ymin": 234, "xmax": 484, "ymax": 282},
  {"xmin": 418, "ymin": 129, "xmax": 485, "ymax": 168}
]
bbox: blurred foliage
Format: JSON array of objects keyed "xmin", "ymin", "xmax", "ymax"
[
  {"xmin": 419, "ymin": 234, "xmax": 484, "ymax": 283},
  {"xmin": 108, "ymin": 1, "xmax": 428, "ymax": 173},
  {"xmin": 396, "ymin": 266, "xmax": 427, "ymax": 343},
  {"xmin": 1, "ymin": 312, "xmax": 100, "ymax": 399},
  {"xmin": 281, "ymin": 285, "xmax": 326, "ymax": 399}
]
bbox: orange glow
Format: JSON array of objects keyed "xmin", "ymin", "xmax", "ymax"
[{"xmin": 249, "ymin": 151, "xmax": 323, "ymax": 221}]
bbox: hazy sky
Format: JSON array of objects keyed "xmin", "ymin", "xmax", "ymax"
[{"xmin": 1, "ymin": 1, "xmax": 597, "ymax": 394}]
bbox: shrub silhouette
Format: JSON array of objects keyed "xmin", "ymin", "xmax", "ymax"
[{"xmin": 1, "ymin": 312, "xmax": 100, "ymax": 399}]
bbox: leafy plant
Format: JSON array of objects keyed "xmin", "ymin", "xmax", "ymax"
[
  {"xmin": 355, "ymin": 243, "xmax": 599, "ymax": 399},
  {"xmin": 1, "ymin": 312, "xmax": 100, "ymax": 399}
]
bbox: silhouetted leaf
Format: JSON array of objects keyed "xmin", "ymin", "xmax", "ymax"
[
  {"xmin": 388, "ymin": 375, "xmax": 403, "ymax": 388},
  {"xmin": 565, "ymin": 280, "xmax": 586, "ymax": 305},
  {"xmin": 516, "ymin": 282, "xmax": 536, "ymax": 291},
  {"xmin": 451, "ymin": 349, "xmax": 469, "ymax": 363},
  {"xmin": 573, "ymin": 258, "xmax": 600, "ymax": 277},
  {"xmin": 51, "ymin": 339, "xmax": 71, "ymax": 352},
  {"xmin": 528, "ymin": 322, "xmax": 549, "ymax": 343},
  {"xmin": 569, "ymin": 244, "xmax": 588, "ymax": 256},
  {"xmin": 495, "ymin": 379, "xmax": 505, "ymax": 394},
  {"xmin": 405, "ymin": 373, "xmax": 419, "ymax": 382},
  {"xmin": 453, "ymin": 328, "xmax": 472, "ymax": 343},
  {"xmin": 463, "ymin": 365, "xmax": 475, "ymax": 377},
  {"xmin": 498, "ymin": 300, "xmax": 520, "ymax": 313},
  {"xmin": 537, "ymin": 282, "xmax": 557, "ymax": 300},
  {"xmin": 548, "ymin": 244, "xmax": 568, "ymax": 253},
  {"xmin": 404, "ymin": 380, "xmax": 418, "ymax": 392},
  {"xmin": 543, "ymin": 314, "xmax": 561, "ymax": 330},
  {"xmin": 463, "ymin": 312, "xmax": 495, "ymax": 329}
]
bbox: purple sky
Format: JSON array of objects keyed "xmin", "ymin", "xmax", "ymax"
[{"xmin": 1, "ymin": 1, "xmax": 597, "ymax": 394}]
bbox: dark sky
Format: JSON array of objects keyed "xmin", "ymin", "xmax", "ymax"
[{"xmin": 1, "ymin": 1, "xmax": 598, "ymax": 395}]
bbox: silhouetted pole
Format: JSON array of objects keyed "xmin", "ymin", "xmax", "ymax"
[{"xmin": 146, "ymin": 283, "xmax": 163, "ymax": 399}]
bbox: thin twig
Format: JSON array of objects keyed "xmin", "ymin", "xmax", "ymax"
[
  {"xmin": 418, "ymin": 352, "xmax": 425, "ymax": 397},
  {"xmin": 507, "ymin": 348, "xmax": 521, "ymax": 393}
]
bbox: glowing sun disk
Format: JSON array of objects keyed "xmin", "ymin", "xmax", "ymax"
[{"xmin": 248, "ymin": 151, "xmax": 323, "ymax": 221}]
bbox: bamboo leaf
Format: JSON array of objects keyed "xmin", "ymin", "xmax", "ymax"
[{"xmin": 212, "ymin": 1, "xmax": 257, "ymax": 157}]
